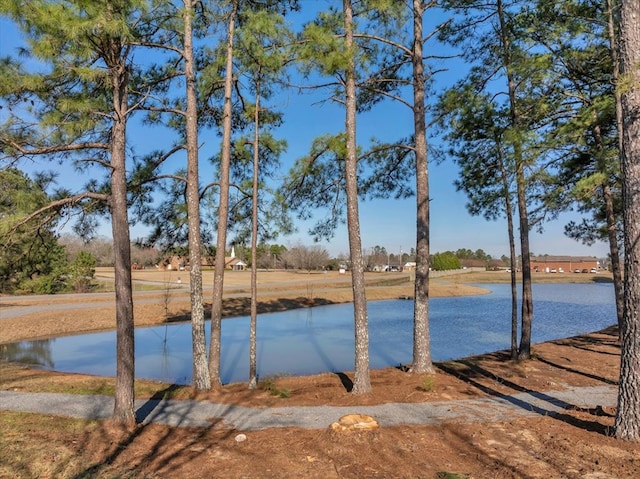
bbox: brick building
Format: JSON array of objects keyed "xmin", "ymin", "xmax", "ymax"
[{"xmin": 529, "ymin": 255, "xmax": 600, "ymax": 273}]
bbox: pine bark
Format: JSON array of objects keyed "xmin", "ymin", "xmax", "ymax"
[
  {"xmin": 411, "ymin": 0, "xmax": 434, "ymax": 374},
  {"xmin": 515, "ymin": 156, "xmax": 534, "ymax": 360},
  {"xmin": 111, "ymin": 62, "xmax": 136, "ymax": 425},
  {"xmin": 184, "ymin": 0, "xmax": 210, "ymax": 390},
  {"xmin": 614, "ymin": 0, "xmax": 640, "ymax": 442},
  {"xmin": 603, "ymin": 183, "xmax": 624, "ymax": 331},
  {"xmin": 496, "ymin": 146, "xmax": 518, "ymax": 360},
  {"xmin": 606, "ymin": 0, "xmax": 626, "ymax": 331},
  {"xmin": 344, "ymin": 0, "xmax": 371, "ymax": 394},
  {"xmin": 249, "ymin": 80, "xmax": 261, "ymax": 390},
  {"xmin": 496, "ymin": 0, "xmax": 533, "ymax": 360},
  {"xmin": 209, "ymin": 0, "xmax": 237, "ymax": 388}
]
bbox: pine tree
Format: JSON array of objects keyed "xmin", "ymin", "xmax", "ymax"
[
  {"xmin": 527, "ymin": 0, "xmax": 624, "ymax": 331},
  {"xmin": 410, "ymin": 0, "xmax": 435, "ymax": 374},
  {"xmin": 231, "ymin": 8, "xmax": 292, "ymax": 389},
  {"xmin": 440, "ymin": 0, "xmax": 557, "ymax": 359},
  {"xmin": 0, "ymin": 0, "xmax": 150, "ymax": 424},
  {"xmin": 207, "ymin": 0, "xmax": 298, "ymax": 388},
  {"xmin": 436, "ymin": 87, "xmax": 520, "ymax": 358}
]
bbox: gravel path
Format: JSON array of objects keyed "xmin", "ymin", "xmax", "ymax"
[{"xmin": 0, "ymin": 385, "xmax": 617, "ymax": 430}]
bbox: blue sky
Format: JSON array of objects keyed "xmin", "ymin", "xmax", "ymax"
[
  {"xmin": 275, "ymin": 83, "xmax": 609, "ymax": 259},
  {"xmin": 0, "ymin": 5, "xmax": 611, "ymax": 260}
]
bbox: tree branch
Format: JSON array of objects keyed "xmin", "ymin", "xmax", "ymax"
[
  {"xmin": 7, "ymin": 192, "xmax": 109, "ymax": 234},
  {"xmin": 2, "ymin": 140, "xmax": 110, "ymax": 156}
]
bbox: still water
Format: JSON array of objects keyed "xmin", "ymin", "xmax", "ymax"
[{"xmin": 2, "ymin": 283, "xmax": 616, "ymax": 385}]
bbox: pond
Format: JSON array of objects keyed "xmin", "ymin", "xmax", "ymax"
[{"xmin": 1, "ymin": 283, "xmax": 616, "ymax": 385}]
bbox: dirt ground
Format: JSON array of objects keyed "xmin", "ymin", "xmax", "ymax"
[{"xmin": 1, "ymin": 270, "xmax": 639, "ymax": 478}]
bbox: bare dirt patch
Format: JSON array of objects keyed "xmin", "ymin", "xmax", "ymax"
[{"xmin": 1, "ymin": 270, "xmax": 638, "ymax": 479}]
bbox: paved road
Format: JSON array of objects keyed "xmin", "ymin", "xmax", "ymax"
[{"xmin": 0, "ymin": 385, "xmax": 618, "ymax": 430}]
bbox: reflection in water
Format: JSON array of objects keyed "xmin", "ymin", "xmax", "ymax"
[
  {"xmin": 152, "ymin": 324, "xmax": 171, "ymax": 382},
  {"xmin": 1, "ymin": 283, "xmax": 616, "ymax": 385},
  {"xmin": 1, "ymin": 340, "xmax": 54, "ymax": 368}
]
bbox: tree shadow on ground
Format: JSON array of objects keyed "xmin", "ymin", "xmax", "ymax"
[
  {"xmin": 135, "ymin": 384, "xmax": 184, "ymax": 422},
  {"xmin": 549, "ymin": 326, "xmax": 620, "ymax": 357},
  {"xmin": 67, "ymin": 382, "xmax": 243, "ymax": 479},
  {"xmin": 534, "ymin": 327, "xmax": 620, "ymax": 384},
  {"xmin": 534, "ymin": 355, "xmax": 619, "ymax": 386},
  {"xmin": 436, "ymin": 357, "xmax": 613, "ymax": 436}
]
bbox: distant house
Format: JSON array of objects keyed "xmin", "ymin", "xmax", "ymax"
[
  {"xmin": 459, "ymin": 258, "xmax": 487, "ymax": 269},
  {"xmin": 225, "ymin": 256, "xmax": 246, "ymax": 271},
  {"xmin": 529, "ymin": 255, "xmax": 600, "ymax": 273},
  {"xmin": 487, "ymin": 259, "xmax": 508, "ymax": 270},
  {"xmin": 403, "ymin": 261, "xmax": 417, "ymax": 271},
  {"xmin": 159, "ymin": 255, "xmax": 188, "ymax": 271},
  {"xmin": 198, "ymin": 247, "xmax": 247, "ymax": 270},
  {"xmin": 225, "ymin": 246, "xmax": 246, "ymax": 270}
]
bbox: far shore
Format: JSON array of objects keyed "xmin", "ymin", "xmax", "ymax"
[{"xmin": 0, "ymin": 269, "xmax": 612, "ymax": 344}]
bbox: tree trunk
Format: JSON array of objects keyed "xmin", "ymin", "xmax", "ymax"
[
  {"xmin": 209, "ymin": 0, "xmax": 237, "ymax": 388},
  {"xmin": 344, "ymin": 0, "xmax": 370, "ymax": 394},
  {"xmin": 603, "ymin": 182, "xmax": 624, "ymax": 331},
  {"xmin": 111, "ymin": 64, "xmax": 135, "ymax": 425},
  {"xmin": 508, "ymin": 215, "xmax": 518, "ymax": 361},
  {"xmin": 614, "ymin": 0, "xmax": 640, "ymax": 442},
  {"xmin": 249, "ymin": 79, "xmax": 261, "ymax": 390},
  {"xmin": 606, "ymin": 0, "xmax": 626, "ymax": 332},
  {"xmin": 497, "ymin": 145, "xmax": 518, "ymax": 360},
  {"xmin": 515, "ymin": 158, "xmax": 533, "ymax": 360},
  {"xmin": 497, "ymin": 0, "xmax": 533, "ymax": 360},
  {"xmin": 184, "ymin": 0, "xmax": 210, "ymax": 390},
  {"xmin": 411, "ymin": 0, "xmax": 434, "ymax": 374}
]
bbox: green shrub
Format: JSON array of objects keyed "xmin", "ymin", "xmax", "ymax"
[
  {"xmin": 18, "ymin": 273, "xmax": 66, "ymax": 294},
  {"xmin": 260, "ymin": 375, "xmax": 292, "ymax": 398},
  {"xmin": 430, "ymin": 252, "xmax": 461, "ymax": 271},
  {"xmin": 419, "ymin": 375, "xmax": 436, "ymax": 392},
  {"xmin": 67, "ymin": 251, "xmax": 97, "ymax": 293}
]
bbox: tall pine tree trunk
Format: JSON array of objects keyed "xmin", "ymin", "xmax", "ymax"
[
  {"xmin": 344, "ymin": 0, "xmax": 371, "ymax": 394},
  {"xmin": 496, "ymin": 145, "xmax": 519, "ymax": 360},
  {"xmin": 606, "ymin": 0, "xmax": 625, "ymax": 332},
  {"xmin": 593, "ymin": 117, "xmax": 624, "ymax": 332},
  {"xmin": 184, "ymin": 0, "xmax": 210, "ymax": 390},
  {"xmin": 603, "ymin": 182, "xmax": 623, "ymax": 330},
  {"xmin": 209, "ymin": 0, "xmax": 237, "ymax": 388},
  {"xmin": 515, "ymin": 156, "xmax": 533, "ymax": 360},
  {"xmin": 249, "ymin": 79, "xmax": 261, "ymax": 390},
  {"xmin": 507, "ymin": 202, "xmax": 518, "ymax": 361},
  {"xmin": 111, "ymin": 63, "xmax": 135, "ymax": 425},
  {"xmin": 497, "ymin": 0, "xmax": 533, "ymax": 360},
  {"xmin": 614, "ymin": 0, "xmax": 640, "ymax": 442},
  {"xmin": 411, "ymin": 0, "xmax": 434, "ymax": 374}
]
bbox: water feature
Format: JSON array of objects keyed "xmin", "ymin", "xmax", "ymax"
[{"xmin": 1, "ymin": 283, "xmax": 616, "ymax": 384}]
